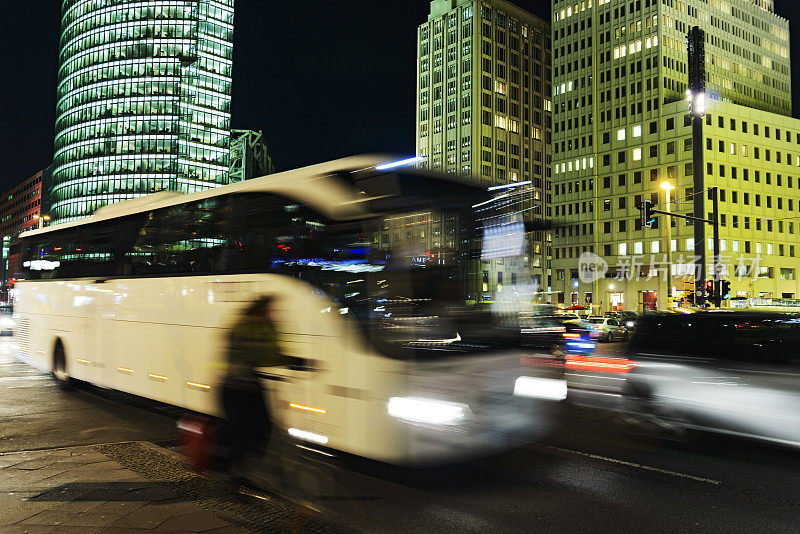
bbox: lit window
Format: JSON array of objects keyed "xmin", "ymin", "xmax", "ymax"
[
  {"xmin": 633, "ymin": 148, "xmax": 642, "ymax": 161},
  {"xmin": 634, "ymin": 242, "xmax": 643, "ymax": 254},
  {"xmin": 651, "ymin": 241, "xmax": 660, "ymax": 253},
  {"xmin": 619, "ymin": 243, "xmax": 627, "ymax": 256},
  {"xmin": 633, "ymin": 125, "xmax": 642, "ymax": 137},
  {"xmin": 617, "ymin": 129, "xmax": 626, "ymax": 141}
]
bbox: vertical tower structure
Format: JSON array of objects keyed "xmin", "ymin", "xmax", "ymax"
[
  {"xmin": 550, "ymin": 0, "xmax": 793, "ymax": 312},
  {"xmin": 53, "ymin": 0, "xmax": 235, "ymax": 222},
  {"xmin": 415, "ymin": 0, "xmax": 553, "ymax": 295}
]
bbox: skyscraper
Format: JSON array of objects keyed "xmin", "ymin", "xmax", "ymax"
[
  {"xmin": 52, "ymin": 0, "xmax": 235, "ymax": 222},
  {"xmin": 551, "ymin": 0, "xmax": 798, "ymax": 311},
  {"xmin": 415, "ymin": 0, "xmax": 553, "ymax": 296}
]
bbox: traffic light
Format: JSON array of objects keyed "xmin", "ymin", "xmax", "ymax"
[
  {"xmin": 641, "ymin": 200, "xmax": 656, "ymax": 229},
  {"xmin": 720, "ymin": 280, "xmax": 731, "ymax": 299},
  {"xmin": 705, "ymin": 280, "xmax": 715, "ymax": 302}
]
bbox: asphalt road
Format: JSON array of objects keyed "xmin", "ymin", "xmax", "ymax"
[{"xmin": 4, "ymin": 339, "xmax": 800, "ymax": 533}]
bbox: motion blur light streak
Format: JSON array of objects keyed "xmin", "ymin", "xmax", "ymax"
[
  {"xmin": 387, "ymin": 397, "xmax": 470, "ymax": 425},
  {"xmin": 565, "ymin": 356, "xmax": 634, "ymax": 373},
  {"xmin": 289, "ymin": 403, "xmax": 327, "ymax": 414},
  {"xmin": 375, "ymin": 156, "xmax": 425, "ymax": 170},
  {"xmin": 288, "ymin": 428, "xmax": 329, "ymax": 445},
  {"xmin": 487, "ymin": 180, "xmax": 532, "ymax": 191},
  {"xmin": 295, "ymin": 444, "xmax": 335, "ymax": 457},
  {"xmin": 186, "ymin": 381, "xmax": 211, "ymax": 390},
  {"xmin": 513, "ymin": 376, "xmax": 568, "ymax": 401}
]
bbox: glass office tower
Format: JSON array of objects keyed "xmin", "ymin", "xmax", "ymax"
[{"xmin": 52, "ymin": 0, "xmax": 235, "ymax": 222}]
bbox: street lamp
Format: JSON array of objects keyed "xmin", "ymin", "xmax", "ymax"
[
  {"xmin": 33, "ymin": 214, "xmax": 50, "ymax": 230},
  {"xmin": 660, "ymin": 182, "xmax": 675, "ymax": 309}
]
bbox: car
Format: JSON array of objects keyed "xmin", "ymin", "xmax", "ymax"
[
  {"xmin": 521, "ymin": 314, "xmax": 595, "ymax": 354},
  {"xmin": 586, "ymin": 316, "xmax": 628, "ymax": 342},
  {"xmin": 622, "ymin": 311, "xmax": 800, "ymax": 446},
  {"xmin": 559, "ymin": 313, "xmax": 583, "ymax": 325}
]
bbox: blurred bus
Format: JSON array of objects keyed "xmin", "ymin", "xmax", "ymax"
[{"xmin": 12, "ymin": 155, "xmax": 565, "ymax": 466}]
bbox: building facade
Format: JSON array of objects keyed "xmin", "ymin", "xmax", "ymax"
[
  {"xmin": 550, "ymin": 0, "xmax": 793, "ymax": 312},
  {"xmin": 0, "ymin": 168, "xmax": 48, "ymax": 295},
  {"xmin": 415, "ymin": 0, "xmax": 553, "ymax": 299},
  {"xmin": 52, "ymin": 0, "xmax": 235, "ymax": 223},
  {"xmin": 228, "ymin": 129, "xmax": 275, "ymax": 182}
]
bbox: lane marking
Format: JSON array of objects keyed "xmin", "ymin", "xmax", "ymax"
[{"xmin": 547, "ymin": 445, "xmax": 721, "ymax": 485}]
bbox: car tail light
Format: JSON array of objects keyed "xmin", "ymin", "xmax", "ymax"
[{"xmin": 562, "ymin": 332, "xmax": 580, "ymax": 339}]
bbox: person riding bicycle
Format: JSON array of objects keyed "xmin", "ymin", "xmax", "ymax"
[{"xmin": 219, "ymin": 295, "xmax": 305, "ymax": 473}]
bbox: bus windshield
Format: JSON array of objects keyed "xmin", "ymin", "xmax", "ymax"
[{"xmin": 313, "ymin": 207, "xmax": 531, "ymax": 360}]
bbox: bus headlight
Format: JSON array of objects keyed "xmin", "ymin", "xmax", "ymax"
[
  {"xmin": 387, "ymin": 397, "xmax": 471, "ymax": 426},
  {"xmin": 513, "ymin": 376, "xmax": 568, "ymax": 401}
]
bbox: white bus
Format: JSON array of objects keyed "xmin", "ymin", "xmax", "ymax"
[{"xmin": 13, "ymin": 155, "xmax": 565, "ymax": 466}]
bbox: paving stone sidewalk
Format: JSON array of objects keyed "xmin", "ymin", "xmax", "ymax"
[{"xmin": 0, "ymin": 442, "xmax": 334, "ymax": 533}]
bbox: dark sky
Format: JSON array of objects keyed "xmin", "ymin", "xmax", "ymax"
[{"xmin": 1, "ymin": 1, "xmax": 799, "ymax": 192}]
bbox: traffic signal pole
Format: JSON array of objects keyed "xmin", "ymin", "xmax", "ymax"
[
  {"xmin": 641, "ymin": 187, "xmax": 722, "ymax": 307},
  {"xmin": 693, "ymin": 110, "xmax": 706, "ymax": 305},
  {"xmin": 688, "ymin": 26, "xmax": 707, "ymax": 305},
  {"xmin": 711, "ymin": 186, "xmax": 721, "ymax": 307}
]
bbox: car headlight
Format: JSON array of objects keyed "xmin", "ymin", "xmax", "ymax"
[
  {"xmin": 513, "ymin": 376, "xmax": 568, "ymax": 401},
  {"xmin": 387, "ymin": 397, "xmax": 471, "ymax": 425},
  {"xmin": 626, "ymin": 321, "xmax": 635, "ymax": 328}
]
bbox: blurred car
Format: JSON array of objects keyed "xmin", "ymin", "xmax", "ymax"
[
  {"xmin": 0, "ymin": 312, "xmax": 13, "ymax": 336},
  {"xmin": 559, "ymin": 312, "xmax": 583, "ymax": 324},
  {"xmin": 521, "ymin": 314, "xmax": 595, "ymax": 354},
  {"xmin": 622, "ymin": 311, "xmax": 800, "ymax": 446},
  {"xmin": 586, "ymin": 316, "xmax": 628, "ymax": 342},
  {"xmin": 618, "ymin": 311, "xmax": 639, "ymax": 331},
  {"xmin": 605, "ymin": 311, "xmax": 638, "ymax": 331}
]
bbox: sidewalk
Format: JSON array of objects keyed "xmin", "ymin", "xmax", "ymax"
[
  {"xmin": 0, "ymin": 444, "xmax": 247, "ymax": 533},
  {"xmin": 0, "ymin": 441, "xmax": 333, "ymax": 533}
]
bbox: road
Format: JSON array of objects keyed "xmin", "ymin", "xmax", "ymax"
[{"xmin": 4, "ymin": 339, "xmax": 800, "ymax": 533}]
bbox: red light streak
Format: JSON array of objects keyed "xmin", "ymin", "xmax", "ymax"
[{"xmin": 565, "ymin": 355, "xmax": 634, "ymax": 373}]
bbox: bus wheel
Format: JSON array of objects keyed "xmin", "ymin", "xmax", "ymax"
[{"xmin": 53, "ymin": 341, "xmax": 74, "ymax": 391}]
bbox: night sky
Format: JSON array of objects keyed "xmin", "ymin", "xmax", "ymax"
[{"xmin": 1, "ymin": 1, "xmax": 798, "ymax": 193}]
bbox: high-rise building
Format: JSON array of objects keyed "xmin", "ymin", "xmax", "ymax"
[
  {"xmin": 228, "ymin": 129, "xmax": 275, "ymax": 182},
  {"xmin": 415, "ymin": 0, "xmax": 553, "ymax": 297},
  {"xmin": 52, "ymin": 0, "xmax": 235, "ymax": 223},
  {"xmin": 551, "ymin": 0, "xmax": 798, "ymax": 312}
]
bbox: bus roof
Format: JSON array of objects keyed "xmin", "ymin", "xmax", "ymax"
[{"xmin": 22, "ymin": 155, "xmax": 403, "ymax": 238}]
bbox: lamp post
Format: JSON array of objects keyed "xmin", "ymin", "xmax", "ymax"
[
  {"xmin": 33, "ymin": 214, "xmax": 50, "ymax": 229},
  {"xmin": 661, "ymin": 182, "xmax": 675, "ymax": 310},
  {"xmin": 687, "ymin": 25, "xmax": 707, "ymax": 305}
]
